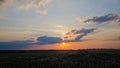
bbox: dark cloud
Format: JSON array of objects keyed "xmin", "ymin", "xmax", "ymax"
[
  {"xmin": 0, "ymin": 29, "xmax": 96, "ymax": 50},
  {"xmin": 85, "ymin": 13, "xmax": 120, "ymax": 24},
  {"xmin": 0, "ymin": 36, "xmax": 62, "ymax": 50},
  {"xmin": 0, "ymin": 40, "xmax": 34, "ymax": 50},
  {"xmin": 74, "ymin": 28, "xmax": 96, "ymax": 41},
  {"xmin": 64, "ymin": 28, "xmax": 96, "ymax": 42},
  {"xmin": 77, "ymin": 13, "xmax": 120, "ymax": 25},
  {"xmin": 37, "ymin": 36, "xmax": 62, "ymax": 45}
]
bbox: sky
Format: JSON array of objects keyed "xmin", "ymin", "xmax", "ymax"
[{"xmin": 0, "ymin": 0, "xmax": 120, "ymax": 50}]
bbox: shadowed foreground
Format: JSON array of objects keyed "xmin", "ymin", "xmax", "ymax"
[{"xmin": 0, "ymin": 49, "xmax": 120, "ymax": 68}]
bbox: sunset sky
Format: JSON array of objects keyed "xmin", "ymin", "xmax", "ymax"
[{"xmin": 0, "ymin": 0, "xmax": 120, "ymax": 50}]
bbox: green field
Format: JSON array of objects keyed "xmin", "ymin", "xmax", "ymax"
[{"xmin": 0, "ymin": 49, "xmax": 120, "ymax": 68}]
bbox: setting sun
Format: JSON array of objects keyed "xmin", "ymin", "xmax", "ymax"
[{"xmin": 62, "ymin": 42, "xmax": 66, "ymax": 47}]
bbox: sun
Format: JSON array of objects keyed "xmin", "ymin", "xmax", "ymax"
[{"xmin": 62, "ymin": 42, "xmax": 66, "ymax": 47}]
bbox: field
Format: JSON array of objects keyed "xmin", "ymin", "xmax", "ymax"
[{"xmin": 0, "ymin": 49, "xmax": 120, "ymax": 68}]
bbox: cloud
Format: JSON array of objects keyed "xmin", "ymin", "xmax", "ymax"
[
  {"xmin": 18, "ymin": 0, "xmax": 34, "ymax": 10},
  {"xmin": 0, "ymin": 36, "xmax": 62, "ymax": 50},
  {"xmin": 0, "ymin": 0, "xmax": 52, "ymax": 9},
  {"xmin": 36, "ymin": 28, "xmax": 96, "ymax": 45},
  {"xmin": 18, "ymin": 0, "xmax": 52, "ymax": 15},
  {"xmin": 0, "ymin": 0, "xmax": 52, "ymax": 15},
  {"xmin": 76, "ymin": 16, "xmax": 86, "ymax": 23},
  {"xmin": 18, "ymin": 0, "xmax": 51, "ymax": 10},
  {"xmin": 0, "ymin": 40, "xmax": 34, "ymax": 50},
  {"xmin": 0, "ymin": 0, "xmax": 16, "ymax": 8},
  {"xmin": 106, "ymin": 36, "xmax": 120, "ymax": 41},
  {"xmin": 36, "ymin": 10, "xmax": 47, "ymax": 15},
  {"xmin": 37, "ymin": 36, "xmax": 62, "ymax": 44},
  {"xmin": 77, "ymin": 13, "xmax": 120, "ymax": 25},
  {"xmin": 63, "ymin": 28, "xmax": 96, "ymax": 42},
  {"xmin": 0, "ymin": 28, "xmax": 96, "ymax": 50}
]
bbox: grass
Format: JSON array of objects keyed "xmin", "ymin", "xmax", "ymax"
[{"xmin": 0, "ymin": 49, "xmax": 120, "ymax": 68}]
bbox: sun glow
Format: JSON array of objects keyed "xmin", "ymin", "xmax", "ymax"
[{"xmin": 62, "ymin": 42, "xmax": 66, "ymax": 47}]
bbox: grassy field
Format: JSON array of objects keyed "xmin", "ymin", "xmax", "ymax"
[{"xmin": 0, "ymin": 49, "xmax": 120, "ymax": 68}]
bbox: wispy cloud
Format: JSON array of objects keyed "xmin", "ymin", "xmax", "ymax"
[
  {"xmin": 105, "ymin": 36, "xmax": 120, "ymax": 41},
  {"xmin": 36, "ymin": 10, "xmax": 47, "ymax": 15},
  {"xmin": 18, "ymin": 0, "xmax": 51, "ymax": 10},
  {"xmin": 77, "ymin": 13, "xmax": 120, "ymax": 25},
  {"xmin": 0, "ymin": 0, "xmax": 53, "ymax": 15},
  {"xmin": 63, "ymin": 28, "xmax": 96, "ymax": 42},
  {"xmin": 18, "ymin": 0, "xmax": 34, "ymax": 10},
  {"xmin": 18, "ymin": 0, "xmax": 51, "ymax": 15},
  {"xmin": 0, "ymin": 0, "xmax": 16, "ymax": 8}
]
